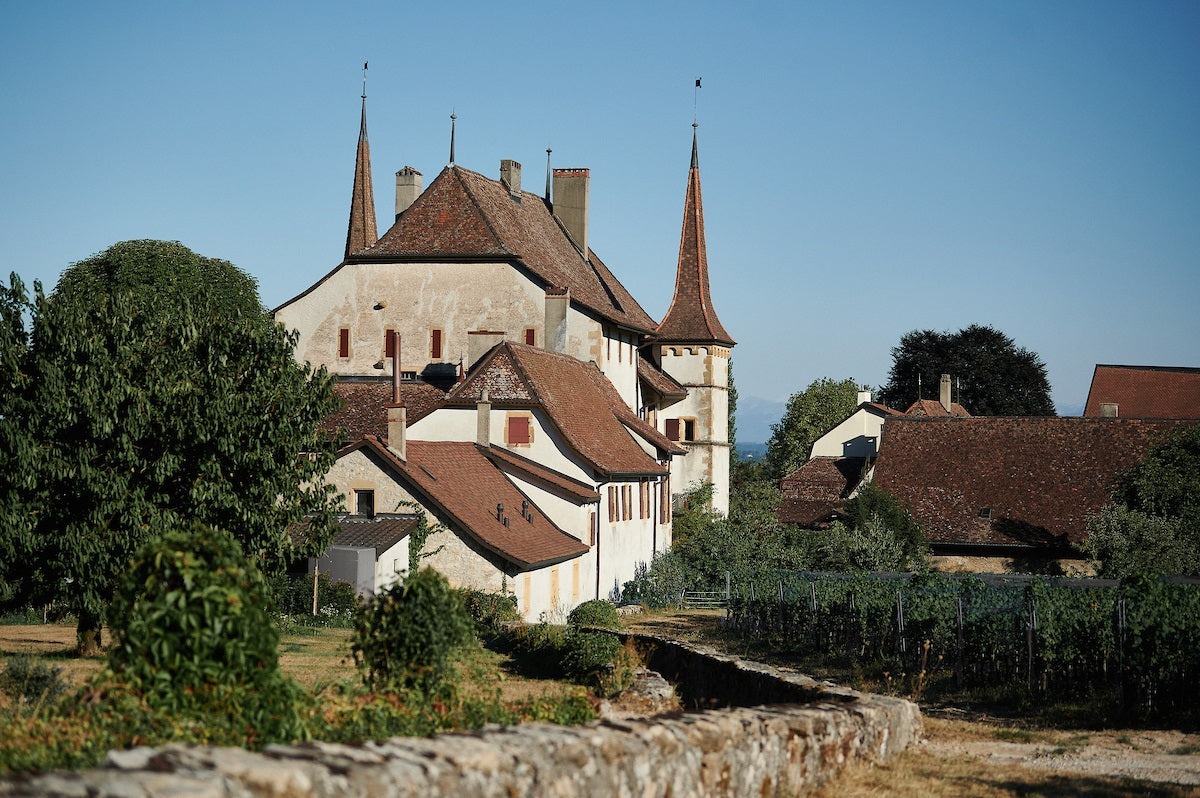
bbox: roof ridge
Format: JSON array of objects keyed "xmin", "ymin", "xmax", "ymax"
[{"xmin": 450, "ymin": 166, "xmax": 511, "ymax": 255}]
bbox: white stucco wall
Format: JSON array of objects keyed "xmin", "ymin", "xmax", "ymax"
[{"xmin": 809, "ymin": 407, "xmax": 887, "ymax": 459}]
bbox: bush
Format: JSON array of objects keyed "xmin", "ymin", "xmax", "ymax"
[
  {"xmin": 269, "ymin": 571, "xmax": 360, "ymax": 624},
  {"xmin": 1084, "ymin": 505, "xmax": 1200, "ymax": 578},
  {"xmin": 0, "ymin": 656, "xmax": 66, "ymax": 706},
  {"xmin": 104, "ymin": 521, "xmax": 306, "ymax": 743},
  {"xmin": 567, "ymin": 599, "xmax": 620, "ymax": 629},
  {"xmin": 352, "ymin": 568, "xmax": 475, "ymax": 696},
  {"xmin": 459, "ymin": 588, "xmax": 520, "ymax": 632}
]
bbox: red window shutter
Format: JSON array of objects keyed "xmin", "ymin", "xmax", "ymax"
[
  {"xmin": 507, "ymin": 417, "xmax": 530, "ymax": 445},
  {"xmin": 665, "ymin": 419, "xmax": 680, "ymax": 441},
  {"xmin": 338, "ymin": 328, "xmax": 350, "ymax": 358},
  {"xmin": 431, "ymin": 329, "xmax": 443, "ymax": 360},
  {"xmin": 385, "ymin": 329, "xmax": 396, "ymax": 358},
  {"xmin": 524, "ymin": 328, "xmax": 536, "ymax": 346}
]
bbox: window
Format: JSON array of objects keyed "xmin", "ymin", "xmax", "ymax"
[
  {"xmin": 683, "ymin": 419, "xmax": 696, "ymax": 441},
  {"xmin": 338, "ymin": 327, "xmax": 351, "ymax": 358},
  {"xmin": 665, "ymin": 419, "xmax": 680, "ymax": 441},
  {"xmin": 430, "ymin": 329, "xmax": 443, "ymax": 360},
  {"xmin": 978, "ymin": 507, "xmax": 992, "ymax": 520},
  {"xmin": 507, "ymin": 416, "xmax": 531, "ymax": 445},
  {"xmin": 524, "ymin": 327, "xmax": 536, "ymax": 346},
  {"xmin": 384, "ymin": 328, "xmax": 397, "ymax": 358},
  {"xmin": 355, "ymin": 489, "xmax": 375, "ymax": 517},
  {"xmin": 659, "ymin": 477, "xmax": 670, "ymax": 524},
  {"xmin": 607, "ymin": 486, "xmax": 617, "ymax": 520}
]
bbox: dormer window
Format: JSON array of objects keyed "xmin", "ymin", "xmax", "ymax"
[
  {"xmin": 978, "ymin": 507, "xmax": 992, "ymax": 520},
  {"xmin": 356, "ymin": 489, "xmax": 375, "ymax": 517}
]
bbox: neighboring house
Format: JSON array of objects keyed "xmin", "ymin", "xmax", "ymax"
[
  {"xmin": 275, "ymin": 98, "xmax": 732, "ymax": 514},
  {"xmin": 871, "ymin": 416, "xmax": 1189, "ymax": 571},
  {"xmin": 310, "ymin": 514, "xmax": 420, "ymax": 596},
  {"xmin": 902, "ymin": 374, "xmax": 971, "ymax": 418},
  {"xmin": 1083, "ymin": 364, "xmax": 1200, "ymax": 419}
]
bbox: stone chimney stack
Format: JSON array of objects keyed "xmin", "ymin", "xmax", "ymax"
[
  {"xmin": 552, "ymin": 168, "xmax": 590, "ymax": 257},
  {"xmin": 500, "ymin": 160, "xmax": 522, "ymax": 195},
  {"xmin": 544, "ymin": 288, "xmax": 570, "ymax": 353},
  {"xmin": 939, "ymin": 374, "xmax": 952, "ymax": 412},
  {"xmin": 476, "ymin": 389, "xmax": 491, "ymax": 447},
  {"xmin": 857, "ymin": 385, "xmax": 872, "ymax": 406},
  {"xmin": 395, "ymin": 166, "xmax": 422, "ymax": 220}
]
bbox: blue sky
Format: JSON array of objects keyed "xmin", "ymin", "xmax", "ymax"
[{"xmin": 2, "ymin": 1, "xmax": 1197, "ymax": 423}]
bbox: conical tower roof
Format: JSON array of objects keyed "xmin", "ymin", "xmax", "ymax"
[
  {"xmin": 344, "ymin": 96, "xmax": 379, "ymax": 259},
  {"xmin": 655, "ymin": 128, "xmax": 734, "ymax": 346}
]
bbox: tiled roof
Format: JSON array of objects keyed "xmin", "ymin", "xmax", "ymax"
[
  {"xmin": 655, "ymin": 133, "xmax": 734, "ymax": 346},
  {"xmin": 357, "ymin": 165, "xmax": 656, "ymax": 333},
  {"xmin": 482, "ymin": 446, "xmax": 601, "ymax": 505},
  {"xmin": 320, "ymin": 380, "xmax": 446, "ymax": 442},
  {"xmin": 328, "ymin": 514, "xmax": 419, "ymax": 554},
  {"xmin": 778, "ymin": 457, "xmax": 868, "ymax": 526},
  {"xmin": 1084, "ymin": 365, "xmax": 1200, "ymax": 419},
  {"xmin": 345, "ymin": 99, "xmax": 379, "ymax": 259},
  {"xmin": 447, "ymin": 342, "xmax": 671, "ymax": 477},
  {"xmin": 349, "ymin": 437, "xmax": 588, "ymax": 570},
  {"xmin": 872, "ymin": 417, "xmax": 1191, "ymax": 548},
  {"xmin": 904, "ymin": 399, "xmax": 971, "ymax": 418},
  {"xmin": 638, "ymin": 358, "xmax": 687, "ymax": 406}
]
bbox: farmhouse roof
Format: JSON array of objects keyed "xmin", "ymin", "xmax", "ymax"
[
  {"xmin": 347, "ymin": 437, "xmax": 588, "ymax": 570},
  {"xmin": 328, "ymin": 514, "xmax": 418, "ymax": 555},
  {"xmin": 778, "ymin": 457, "xmax": 869, "ymax": 526},
  {"xmin": 1084, "ymin": 364, "xmax": 1200, "ymax": 419},
  {"xmin": 354, "ymin": 165, "xmax": 656, "ymax": 334},
  {"xmin": 871, "ymin": 417, "xmax": 1190, "ymax": 548},
  {"xmin": 320, "ymin": 380, "xmax": 446, "ymax": 442},
  {"xmin": 447, "ymin": 342, "xmax": 677, "ymax": 477},
  {"xmin": 904, "ymin": 399, "xmax": 970, "ymax": 418},
  {"xmin": 655, "ymin": 129, "xmax": 734, "ymax": 346}
]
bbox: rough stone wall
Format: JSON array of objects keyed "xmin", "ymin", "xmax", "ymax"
[{"xmin": 1, "ymin": 634, "xmax": 920, "ymax": 798}]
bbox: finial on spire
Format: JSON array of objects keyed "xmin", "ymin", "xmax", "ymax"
[
  {"xmin": 691, "ymin": 123, "xmax": 699, "ymax": 170},
  {"xmin": 693, "ymin": 77, "xmax": 701, "ymax": 124},
  {"xmin": 361, "ymin": 61, "xmax": 368, "ymax": 100},
  {"xmin": 449, "ymin": 112, "xmax": 457, "ymax": 166},
  {"xmin": 544, "ymin": 147, "xmax": 552, "ymax": 202}
]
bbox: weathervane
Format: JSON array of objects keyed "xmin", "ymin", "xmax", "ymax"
[{"xmin": 449, "ymin": 111, "xmax": 457, "ymax": 166}]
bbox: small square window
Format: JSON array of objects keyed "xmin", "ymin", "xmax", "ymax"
[
  {"xmin": 356, "ymin": 489, "xmax": 375, "ymax": 516},
  {"xmin": 978, "ymin": 507, "xmax": 992, "ymax": 519},
  {"xmin": 385, "ymin": 328, "xmax": 397, "ymax": 358},
  {"xmin": 683, "ymin": 419, "xmax": 696, "ymax": 441},
  {"xmin": 665, "ymin": 419, "xmax": 680, "ymax": 441},
  {"xmin": 507, "ymin": 416, "xmax": 530, "ymax": 445},
  {"xmin": 524, "ymin": 328, "xmax": 536, "ymax": 346}
]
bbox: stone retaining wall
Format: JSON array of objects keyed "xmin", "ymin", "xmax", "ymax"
[{"xmin": 1, "ymin": 634, "xmax": 921, "ymax": 798}]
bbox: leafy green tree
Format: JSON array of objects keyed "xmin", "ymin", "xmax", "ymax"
[
  {"xmin": 727, "ymin": 359, "xmax": 739, "ymax": 470},
  {"xmin": 1113, "ymin": 423, "xmax": 1200, "ymax": 528},
  {"xmin": 812, "ymin": 483, "xmax": 929, "ymax": 572},
  {"xmin": 0, "ymin": 275, "xmax": 39, "ymax": 608},
  {"xmin": 1, "ymin": 243, "xmax": 341, "ymax": 655},
  {"xmin": 762, "ymin": 377, "xmax": 859, "ymax": 480},
  {"xmin": 53, "ymin": 240, "xmax": 265, "ymax": 322},
  {"xmin": 878, "ymin": 324, "xmax": 1054, "ymax": 416}
]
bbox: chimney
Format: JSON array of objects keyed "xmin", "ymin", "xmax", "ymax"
[
  {"xmin": 857, "ymin": 385, "xmax": 872, "ymax": 406},
  {"xmin": 476, "ymin": 389, "xmax": 491, "ymax": 446},
  {"xmin": 467, "ymin": 330, "xmax": 506, "ymax": 370},
  {"xmin": 939, "ymin": 374, "xmax": 952, "ymax": 412},
  {"xmin": 386, "ymin": 330, "xmax": 406, "ymax": 459},
  {"xmin": 544, "ymin": 288, "xmax": 570, "ymax": 353},
  {"xmin": 500, "ymin": 159, "xmax": 522, "ymax": 195},
  {"xmin": 552, "ymin": 168, "xmax": 590, "ymax": 257},
  {"xmin": 395, "ymin": 166, "xmax": 422, "ymax": 220},
  {"xmin": 1100, "ymin": 402, "xmax": 1119, "ymax": 418}
]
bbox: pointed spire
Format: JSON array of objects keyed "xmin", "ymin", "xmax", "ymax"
[
  {"xmin": 655, "ymin": 126, "xmax": 735, "ymax": 346},
  {"xmin": 544, "ymin": 147, "xmax": 552, "ymax": 203},
  {"xmin": 449, "ymin": 112, "xmax": 457, "ymax": 166},
  {"xmin": 344, "ymin": 63, "xmax": 378, "ymax": 260}
]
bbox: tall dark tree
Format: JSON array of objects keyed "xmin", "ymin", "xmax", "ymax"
[
  {"xmin": 877, "ymin": 324, "xmax": 1054, "ymax": 416},
  {"xmin": 727, "ymin": 359, "xmax": 739, "ymax": 471},
  {"xmin": 0, "ymin": 242, "xmax": 341, "ymax": 654}
]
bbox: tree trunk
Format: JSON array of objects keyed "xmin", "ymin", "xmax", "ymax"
[{"xmin": 77, "ymin": 609, "xmax": 103, "ymax": 657}]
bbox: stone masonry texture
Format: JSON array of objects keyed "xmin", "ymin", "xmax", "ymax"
[{"xmin": 0, "ymin": 634, "xmax": 920, "ymax": 797}]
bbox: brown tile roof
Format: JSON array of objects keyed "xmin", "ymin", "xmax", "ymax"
[
  {"xmin": 872, "ymin": 417, "xmax": 1192, "ymax": 548},
  {"xmin": 655, "ymin": 134, "xmax": 734, "ymax": 346},
  {"xmin": 447, "ymin": 342, "xmax": 672, "ymax": 476},
  {"xmin": 482, "ymin": 445, "xmax": 601, "ymax": 505},
  {"xmin": 345, "ymin": 99, "xmax": 378, "ymax": 259},
  {"xmin": 1084, "ymin": 365, "xmax": 1200, "ymax": 419},
  {"xmin": 778, "ymin": 457, "xmax": 868, "ymax": 526},
  {"xmin": 638, "ymin": 357, "xmax": 687, "ymax": 407},
  {"xmin": 348, "ymin": 437, "xmax": 588, "ymax": 570},
  {"xmin": 357, "ymin": 165, "xmax": 656, "ymax": 334},
  {"xmin": 905, "ymin": 399, "xmax": 971, "ymax": 418},
  {"xmin": 321, "ymin": 380, "xmax": 446, "ymax": 442},
  {"xmin": 328, "ymin": 514, "xmax": 419, "ymax": 555}
]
